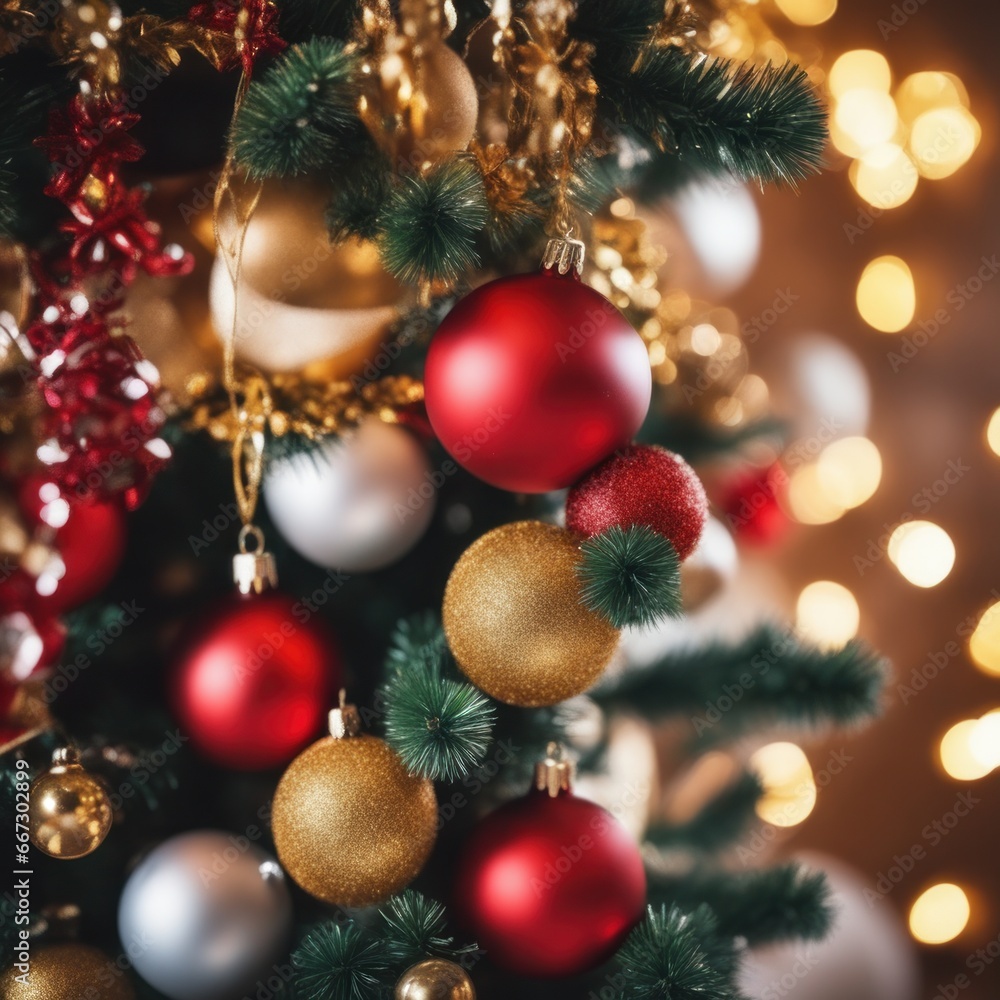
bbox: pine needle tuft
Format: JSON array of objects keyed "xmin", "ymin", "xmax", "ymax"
[
  {"xmin": 293, "ymin": 922, "xmax": 386, "ymax": 1000},
  {"xmin": 378, "ymin": 160, "xmax": 488, "ymax": 285},
  {"xmin": 380, "ymin": 890, "xmax": 478, "ymax": 966},
  {"xmin": 578, "ymin": 525, "xmax": 682, "ymax": 629}
]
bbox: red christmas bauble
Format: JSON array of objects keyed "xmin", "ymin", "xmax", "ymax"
[
  {"xmin": 18, "ymin": 476, "xmax": 127, "ymax": 614},
  {"xmin": 453, "ymin": 787, "xmax": 646, "ymax": 977},
  {"xmin": 566, "ymin": 444, "xmax": 707, "ymax": 560},
  {"xmin": 173, "ymin": 592, "xmax": 340, "ymax": 770},
  {"xmin": 717, "ymin": 463, "xmax": 788, "ymax": 545},
  {"xmin": 424, "ymin": 268, "xmax": 651, "ymax": 493}
]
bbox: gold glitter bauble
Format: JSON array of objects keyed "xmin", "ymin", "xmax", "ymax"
[
  {"xmin": 0, "ymin": 943, "xmax": 135, "ymax": 999},
  {"xmin": 28, "ymin": 749, "xmax": 113, "ymax": 860},
  {"xmin": 442, "ymin": 522, "xmax": 620, "ymax": 707},
  {"xmin": 395, "ymin": 959, "xmax": 476, "ymax": 1000},
  {"xmin": 272, "ymin": 733, "xmax": 437, "ymax": 907}
]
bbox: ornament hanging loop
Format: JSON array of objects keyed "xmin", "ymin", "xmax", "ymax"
[
  {"xmin": 534, "ymin": 741, "xmax": 573, "ymax": 797},
  {"xmin": 542, "ymin": 235, "xmax": 585, "ymax": 277},
  {"xmin": 233, "ymin": 523, "xmax": 277, "ymax": 596}
]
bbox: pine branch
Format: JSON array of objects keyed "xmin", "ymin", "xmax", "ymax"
[
  {"xmin": 613, "ymin": 904, "xmax": 741, "ymax": 1000},
  {"xmin": 578, "ymin": 525, "xmax": 682, "ymax": 629},
  {"xmin": 594, "ymin": 625, "xmax": 886, "ymax": 736},
  {"xmin": 647, "ymin": 771, "xmax": 764, "ymax": 853},
  {"xmin": 571, "ymin": 0, "xmax": 663, "ymax": 73},
  {"xmin": 384, "ymin": 612, "xmax": 450, "ymax": 676},
  {"xmin": 384, "ymin": 666, "xmax": 495, "ymax": 781},
  {"xmin": 292, "ymin": 922, "xmax": 388, "ymax": 1000},
  {"xmin": 379, "ymin": 890, "xmax": 478, "ymax": 967},
  {"xmin": 326, "ymin": 148, "xmax": 393, "ymax": 242},
  {"xmin": 231, "ymin": 39, "xmax": 363, "ymax": 179},
  {"xmin": 378, "ymin": 159, "xmax": 488, "ymax": 285},
  {"xmin": 278, "ymin": 0, "xmax": 362, "ymax": 44},
  {"xmin": 602, "ymin": 49, "xmax": 827, "ymax": 187},
  {"xmin": 648, "ymin": 863, "xmax": 833, "ymax": 946}
]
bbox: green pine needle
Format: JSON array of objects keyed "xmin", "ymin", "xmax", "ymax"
[
  {"xmin": 609, "ymin": 49, "xmax": 827, "ymax": 187},
  {"xmin": 379, "ymin": 890, "xmax": 478, "ymax": 966},
  {"xmin": 326, "ymin": 151, "xmax": 393, "ymax": 242},
  {"xmin": 578, "ymin": 525, "xmax": 683, "ymax": 629},
  {"xmin": 385, "ymin": 667, "xmax": 495, "ymax": 782},
  {"xmin": 385, "ymin": 612, "xmax": 450, "ymax": 676},
  {"xmin": 615, "ymin": 905, "xmax": 739, "ymax": 1000},
  {"xmin": 378, "ymin": 160, "xmax": 488, "ymax": 285},
  {"xmin": 232, "ymin": 39, "xmax": 362, "ymax": 179},
  {"xmin": 292, "ymin": 922, "xmax": 387, "ymax": 1000}
]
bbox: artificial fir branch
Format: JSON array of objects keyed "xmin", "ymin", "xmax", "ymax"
[
  {"xmin": 613, "ymin": 904, "xmax": 740, "ymax": 1000},
  {"xmin": 292, "ymin": 922, "xmax": 387, "ymax": 1000},
  {"xmin": 231, "ymin": 38, "xmax": 362, "ymax": 179},
  {"xmin": 604, "ymin": 51, "xmax": 827, "ymax": 188},
  {"xmin": 384, "ymin": 665, "xmax": 496, "ymax": 781},
  {"xmin": 378, "ymin": 159, "xmax": 489, "ymax": 286},
  {"xmin": 384, "ymin": 612, "xmax": 450, "ymax": 676},
  {"xmin": 277, "ymin": 0, "xmax": 361, "ymax": 44},
  {"xmin": 649, "ymin": 863, "xmax": 834, "ymax": 945},
  {"xmin": 380, "ymin": 890, "xmax": 479, "ymax": 967},
  {"xmin": 326, "ymin": 148, "xmax": 393, "ymax": 242},
  {"xmin": 578, "ymin": 525, "xmax": 683, "ymax": 629},
  {"xmin": 647, "ymin": 770, "xmax": 764, "ymax": 853},
  {"xmin": 595, "ymin": 625, "xmax": 886, "ymax": 734}
]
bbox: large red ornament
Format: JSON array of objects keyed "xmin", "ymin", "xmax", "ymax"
[
  {"xmin": 566, "ymin": 444, "xmax": 708, "ymax": 560},
  {"xmin": 18, "ymin": 477, "xmax": 127, "ymax": 614},
  {"xmin": 453, "ymin": 766, "xmax": 646, "ymax": 978},
  {"xmin": 173, "ymin": 593, "xmax": 340, "ymax": 770},
  {"xmin": 424, "ymin": 251, "xmax": 651, "ymax": 494}
]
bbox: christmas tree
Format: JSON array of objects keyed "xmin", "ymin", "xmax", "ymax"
[{"xmin": 0, "ymin": 2, "xmax": 890, "ymax": 998}]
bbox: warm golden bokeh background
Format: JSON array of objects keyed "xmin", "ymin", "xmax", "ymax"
[{"xmin": 721, "ymin": 1, "xmax": 999, "ymax": 995}]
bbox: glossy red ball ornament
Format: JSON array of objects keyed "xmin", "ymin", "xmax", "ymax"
[
  {"xmin": 18, "ymin": 476, "xmax": 127, "ymax": 614},
  {"xmin": 173, "ymin": 592, "xmax": 340, "ymax": 770},
  {"xmin": 566, "ymin": 444, "xmax": 708, "ymax": 560},
  {"xmin": 453, "ymin": 782, "xmax": 646, "ymax": 977},
  {"xmin": 424, "ymin": 265, "xmax": 651, "ymax": 493},
  {"xmin": 717, "ymin": 463, "xmax": 789, "ymax": 545}
]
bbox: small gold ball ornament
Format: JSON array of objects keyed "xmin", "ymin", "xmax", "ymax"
[
  {"xmin": 442, "ymin": 522, "xmax": 620, "ymax": 707},
  {"xmin": 272, "ymin": 693, "xmax": 438, "ymax": 907},
  {"xmin": 28, "ymin": 748, "xmax": 113, "ymax": 860},
  {"xmin": 0, "ymin": 942, "xmax": 135, "ymax": 999},
  {"xmin": 395, "ymin": 958, "xmax": 476, "ymax": 1000}
]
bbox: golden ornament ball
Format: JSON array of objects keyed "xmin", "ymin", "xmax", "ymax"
[
  {"xmin": 272, "ymin": 703, "xmax": 437, "ymax": 907},
  {"xmin": 442, "ymin": 522, "xmax": 620, "ymax": 707},
  {"xmin": 363, "ymin": 41, "xmax": 479, "ymax": 169},
  {"xmin": 395, "ymin": 959, "xmax": 476, "ymax": 1000},
  {"xmin": 28, "ymin": 748, "xmax": 113, "ymax": 860},
  {"xmin": 210, "ymin": 179, "xmax": 405, "ymax": 377},
  {"xmin": 0, "ymin": 942, "xmax": 135, "ymax": 999}
]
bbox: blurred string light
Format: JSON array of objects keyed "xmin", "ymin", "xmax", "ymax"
[
  {"xmin": 984, "ymin": 407, "xmax": 1000, "ymax": 457},
  {"xmin": 938, "ymin": 711, "xmax": 1000, "ymax": 780},
  {"xmin": 826, "ymin": 51, "xmax": 980, "ymax": 210},
  {"xmin": 774, "ymin": 0, "xmax": 837, "ymax": 27},
  {"xmin": 750, "ymin": 742, "xmax": 817, "ymax": 827},
  {"xmin": 909, "ymin": 884, "xmax": 971, "ymax": 945},
  {"xmin": 796, "ymin": 580, "xmax": 859, "ymax": 648},
  {"xmin": 856, "ymin": 255, "xmax": 916, "ymax": 333},
  {"xmin": 785, "ymin": 436, "xmax": 882, "ymax": 525},
  {"xmin": 887, "ymin": 520, "xmax": 955, "ymax": 587},
  {"xmin": 969, "ymin": 600, "xmax": 1000, "ymax": 676}
]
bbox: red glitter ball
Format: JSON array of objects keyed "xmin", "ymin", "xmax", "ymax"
[{"xmin": 565, "ymin": 444, "xmax": 708, "ymax": 560}]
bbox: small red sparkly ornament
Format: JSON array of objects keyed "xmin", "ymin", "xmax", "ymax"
[
  {"xmin": 424, "ymin": 238, "xmax": 651, "ymax": 493},
  {"xmin": 453, "ymin": 744, "xmax": 646, "ymax": 978},
  {"xmin": 17, "ymin": 476, "xmax": 127, "ymax": 614},
  {"xmin": 717, "ymin": 463, "xmax": 788, "ymax": 545},
  {"xmin": 566, "ymin": 444, "xmax": 708, "ymax": 560},
  {"xmin": 173, "ymin": 533, "xmax": 340, "ymax": 770}
]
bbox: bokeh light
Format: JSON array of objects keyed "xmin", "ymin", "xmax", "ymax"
[
  {"xmin": 828, "ymin": 50, "xmax": 891, "ymax": 98},
  {"xmin": 786, "ymin": 464, "xmax": 846, "ymax": 525},
  {"xmin": 750, "ymin": 742, "xmax": 817, "ymax": 827},
  {"xmin": 969, "ymin": 601, "xmax": 1000, "ymax": 676},
  {"xmin": 833, "ymin": 89, "xmax": 899, "ymax": 158},
  {"xmin": 969, "ymin": 710, "xmax": 1000, "ymax": 772},
  {"xmin": 887, "ymin": 521, "xmax": 955, "ymax": 587},
  {"xmin": 816, "ymin": 436, "xmax": 883, "ymax": 509},
  {"xmin": 908, "ymin": 884, "xmax": 970, "ymax": 945},
  {"xmin": 909, "ymin": 106, "xmax": 981, "ymax": 180},
  {"xmin": 986, "ymin": 407, "xmax": 1000, "ymax": 457},
  {"xmin": 896, "ymin": 71, "xmax": 969, "ymax": 125},
  {"xmin": 796, "ymin": 581, "xmax": 860, "ymax": 649},
  {"xmin": 774, "ymin": 0, "xmax": 837, "ymax": 26},
  {"xmin": 849, "ymin": 143, "xmax": 919, "ymax": 209},
  {"xmin": 856, "ymin": 256, "xmax": 915, "ymax": 333},
  {"xmin": 939, "ymin": 720, "xmax": 992, "ymax": 781}
]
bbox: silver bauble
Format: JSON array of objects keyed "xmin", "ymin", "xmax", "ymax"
[
  {"xmin": 264, "ymin": 418, "xmax": 435, "ymax": 573},
  {"xmin": 118, "ymin": 830, "xmax": 293, "ymax": 1000}
]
